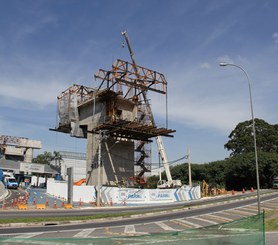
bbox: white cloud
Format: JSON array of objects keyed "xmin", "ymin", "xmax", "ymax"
[
  {"xmin": 200, "ymin": 62, "xmax": 211, "ymax": 69},
  {"xmin": 0, "ymin": 80, "xmax": 66, "ymax": 108},
  {"xmin": 273, "ymin": 32, "xmax": 278, "ymax": 46},
  {"xmin": 217, "ymin": 55, "xmax": 234, "ymax": 64}
]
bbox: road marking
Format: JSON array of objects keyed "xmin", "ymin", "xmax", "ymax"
[
  {"xmin": 124, "ymin": 225, "xmax": 149, "ymax": 235},
  {"xmin": 175, "ymin": 219, "xmax": 201, "ymax": 228},
  {"xmin": 236, "ymin": 207, "xmax": 257, "ymax": 214},
  {"xmin": 226, "ymin": 209, "xmax": 253, "ymax": 216},
  {"xmin": 261, "ymin": 203, "xmax": 278, "ymax": 209},
  {"xmin": 14, "ymin": 233, "xmax": 43, "ymax": 238},
  {"xmin": 191, "ymin": 216, "xmax": 219, "ymax": 225},
  {"xmin": 124, "ymin": 225, "xmax": 136, "ymax": 233},
  {"xmin": 156, "ymin": 222, "xmax": 178, "ymax": 231},
  {"xmin": 73, "ymin": 229, "xmax": 95, "ymax": 238},
  {"xmin": 265, "ymin": 201, "xmax": 278, "ymax": 207},
  {"xmin": 172, "ymin": 219, "xmax": 192, "ymax": 228},
  {"xmin": 243, "ymin": 205, "xmax": 259, "ymax": 210},
  {"xmin": 204, "ymin": 213, "xmax": 233, "ymax": 222}
]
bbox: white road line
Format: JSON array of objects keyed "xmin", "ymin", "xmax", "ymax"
[
  {"xmin": 124, "ymin": 225, "xmax": 136, "ymax": 233},
  {"xmin": 156, "ymin": 222, "xmax": 178, "ymax": 231},
  {"xmin": 13, "ymin": 233, "xmax": 43, "ymax": 238},
  {"xmin": 73, "ymin": 229, "xmax": 95, "ymax": 238},
  {"xmin": 205, "ymin": 213, "xmax": 233, "ymax": 222},
  {"xmin": 191, "ymin": 216, "xmax": 219, "ymax": 225},
  {"xmin": 124, "ymin": 225, "xmax": 149, "ymax": 235},
  {"xmin": 236, "ymin": 207, "xmax": 257, "ymax": 214},
  {"xmin": 176, "ymin": 219, "xmax": 201, "ymax": 228},
  {"xmin": 261, "ymin": 203, "xmax": 278, "ymax": 209},
  {"xmin": 227, "ymin": 209, "xmax": 253, "ymax": 216}
]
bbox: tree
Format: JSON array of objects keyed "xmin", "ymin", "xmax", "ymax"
[
  {"xmin": 32, "ymin": 151, "xmax": 53, "ymax": 164},
  {"xmin": 225, "ymin": 119, "xmax": 278, "ymax": 156},
  {"xmin": 224, "ymin": 152, "xmax": 278, "ymax": 190}
]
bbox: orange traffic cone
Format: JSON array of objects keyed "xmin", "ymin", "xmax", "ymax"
[
  {"xmin": 61, "ymin": 199, "xmax": 65, "ymax": 207},
  {"xmin": 3, "ymin": 200, "xmax": 7, "ymax": 209},
  {"xmin": 242, "ymin": 188, "xmax": 245, "ymax": 193},
  {"xmin": 110, "ymin": 198, "xmax": 113, "ymax": 206},
  {"xmin": 251, "ymin": 187, "xmax": 254, "ymax": 192},
  {"xmin": 53, "ymin": 200, "xmax": 57, "ymax": 209},
  {"xmin": 45, "ymin": 198, "xmax": 49, "ymax": 206},
  {"xmin": 232, "ymin": 190, "xmax": 235, "ymax": 196},
  {"xmin": 79, "ymin": 198, "xmax": 82, "ymax": 208},
  {"xmin": 33, "ymin": 197, "xmax": 36, "ymax": 205}
]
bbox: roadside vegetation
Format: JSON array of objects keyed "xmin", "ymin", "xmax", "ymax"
[{"xmin": 148, "ymin": 119, "xmax": 278, "ymax": 191}]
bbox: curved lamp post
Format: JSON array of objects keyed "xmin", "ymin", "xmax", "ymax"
[{"xmin": 219, "ymin": 62, "xmax": 261, "ymax": 214}]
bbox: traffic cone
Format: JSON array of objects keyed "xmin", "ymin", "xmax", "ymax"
[
  {"xmin": 53, "ymin": 200, "xmax": 57, "ymax": 209},
  {"xmin": 251, "ymin": 187, "xmax": 254, "ymax": 192},
  {"xmin": 242, "ymin": 188, "xmax": 245, "ymax": 193},
  {"xmin": 232, "ymin": 190, "xmax": 235, "ymax": 196},
  {"xmin": 24, "ymin": 195, "xmax": 28, "ymax": 204},
  {"xmin": 110, "ymin": 198, "xmax": 113, "ymax": 206},
  {"xmin": 61, "ymin": 199, "xmax": 65, "ymax": 207},
  {"xmin": 45, "ymin": 198, "xmax": 49, "ymax": 206},
  {"xmin": 123, "ymin": 199, "xmax": 126, "ymax": 206},
  {"xmin": 3, "ymin": 200, "xmax": 6, "ymax": 209},
  {"xmin": 33, "ymin": 197, "xmax": 36, "ymax": 205},
  {"xmin": 10, "ymin": 199, "xmax": 14, "ymax": 208},
  {"xmin": 93, "ymin": 197, "xmax": 97, "ymax": 207},
  {"xmin": 79, "ymin": 198, "xmax": 82, "ymax": 208}
]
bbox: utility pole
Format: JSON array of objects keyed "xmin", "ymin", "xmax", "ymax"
[
  {"xmin": 97, "ymin": 131, "xmax": 102, "ymax": 207},
  {"xmin": 188, "ymin": 148, "xmax": 192, "ymax": 187}
]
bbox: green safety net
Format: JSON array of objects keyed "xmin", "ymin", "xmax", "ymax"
[{"xmin": 0, "ymin": 212, "xmax": 265, "ymax": 245}]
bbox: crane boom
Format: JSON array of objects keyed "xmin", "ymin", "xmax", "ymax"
[{"xmin": 121, "ymin": 31, "xmax": 175, "ymax": 185}]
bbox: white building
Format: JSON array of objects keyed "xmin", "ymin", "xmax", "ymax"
[{"xmin": 58, "ymin": 151, "xmax": 86, "ymax": 182}]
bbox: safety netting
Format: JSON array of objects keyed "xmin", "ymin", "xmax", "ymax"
[{"xmin": 0, "ymin": 212, "xmax": 265, "ymax": 245}]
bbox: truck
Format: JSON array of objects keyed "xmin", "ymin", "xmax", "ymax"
[
  {"xmin": 4, "ymin": 176, "xmax": 18, "ymax": 189},
  {"xmin": 273, "ymin": 177, "xmax": 278, "ymax": 189}
]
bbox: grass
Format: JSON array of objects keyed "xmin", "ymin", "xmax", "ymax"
[
  {"xmin": 265, "ymin": 209, "xmax": 278, "ymax": 231},
  {"xmin": 0, "ymin": 212, "xmax": 140, "ymax": 224}
]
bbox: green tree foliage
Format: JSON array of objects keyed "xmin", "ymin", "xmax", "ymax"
[
  {"xmin": 225, "ymin": 118, "xmax": 278, "ymax": 155},
  {"xmin": 149, "ymin": 119, "xmax": 278, "ymax": 190},
  {"xmin": 32, "ymin": 151, "xmax": 53, "ymax": 164},
  {"xmin": 224, "ymin": 152, "xmax": 278, "ymax": 190}
]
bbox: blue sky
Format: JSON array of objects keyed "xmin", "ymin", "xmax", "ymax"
[{"xmin": 0, "ymin": 0, "xmax": 277, "ymax": 166}]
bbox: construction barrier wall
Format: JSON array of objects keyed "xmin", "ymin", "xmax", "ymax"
[
  {"xmin": 0, "ymin": 182, "xmax": 8, "ymax": 200},
  {"xmin": 101, "ymin": 185, "xmax": 200, "ymax": 204},
  {"xmin": 47, "ymin": 179, "xmax": 200, "ymax": 204}
]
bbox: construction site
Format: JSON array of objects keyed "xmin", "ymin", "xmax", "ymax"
[{"xmin": 52, "ymin": 32, "xmax": 180, "ymax": 189}]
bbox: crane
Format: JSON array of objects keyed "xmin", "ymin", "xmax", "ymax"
[{"xmin": 121, "ymin": 31, "xmax": 181, "ymax": 188}]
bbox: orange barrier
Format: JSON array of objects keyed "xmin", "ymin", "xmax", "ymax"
[
  {"xmin": 74, "ymin": 178, "xmax": 86, "ymax": 186},
  {"xmin": 36, "ymin": 204, "xmax": 46, "ymax": 209},
  {"xmin": 18, "ymin": 204, "xmax": 28, "ymax": 210}
]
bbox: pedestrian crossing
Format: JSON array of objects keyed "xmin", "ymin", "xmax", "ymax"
[{"xmin": 0, "ymin": 197, "xmax": 277, "ymax": 240}]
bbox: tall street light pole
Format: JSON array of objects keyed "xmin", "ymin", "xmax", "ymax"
[{"xmin": 219, "ymin": 62, "xmax": 261, "ymax": 214}]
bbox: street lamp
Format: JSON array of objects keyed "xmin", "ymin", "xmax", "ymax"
[{"xmin": 219, "ymin": 62, "xmax": 261, "ymax": 214}]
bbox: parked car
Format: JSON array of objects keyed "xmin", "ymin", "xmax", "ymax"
[{"xmin": 4, "ymin": 177, "xmax": 18, "ymax": 189}]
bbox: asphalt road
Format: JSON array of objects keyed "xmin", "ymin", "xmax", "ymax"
[{"xmin": 0, "ymin": 191, "xmax": 277, "ymax": 235}]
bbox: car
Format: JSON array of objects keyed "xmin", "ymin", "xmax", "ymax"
[{"xmin": 4, "ymin": 177, "xmax": 18, "ymax": 189}]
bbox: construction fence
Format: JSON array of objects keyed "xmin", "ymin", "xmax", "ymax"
[{"xmin": 0, "ymin": 212, "xmax": 265, "ymax": 245}]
